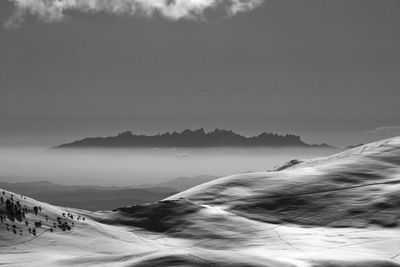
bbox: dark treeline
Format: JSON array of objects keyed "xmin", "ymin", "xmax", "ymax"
[{"xmin": 55, "ymin": 129, "xmax": 329, "ymax": 148}]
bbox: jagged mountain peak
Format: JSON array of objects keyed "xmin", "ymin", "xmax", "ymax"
[{"xmin": 54, "ymin": 128, "xmax": 329, "ymax": 148}]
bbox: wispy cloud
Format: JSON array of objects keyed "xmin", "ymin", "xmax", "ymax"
[
  {"xmin": 366, "ymin": 125, "xmax": 400, "ymax": 136},
  {"xmin": 5, "ymin": 0, "xmax": 264, "ymax": 28}
]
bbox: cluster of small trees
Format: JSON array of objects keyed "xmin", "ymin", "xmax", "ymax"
[
  {"xmin": 0, "ymin": 193, "xmax": 28, "ymax": 222},
  {"xmin": 0, "ymin": 190, "xmax": 85, "ymax": 239}
]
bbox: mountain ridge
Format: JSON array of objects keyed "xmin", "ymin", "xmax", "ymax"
[{"xmin": 54, "ymin": 128, "xmax": 331, "ymax": 148}]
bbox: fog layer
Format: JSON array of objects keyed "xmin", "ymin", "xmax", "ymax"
[{"xmin": 0, "ymin": 147, "xmax": 339, "ymax": 186}]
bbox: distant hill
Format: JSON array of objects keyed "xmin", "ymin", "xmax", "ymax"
[
  {"xmin": 139, "ymin": 175, "xmax": 219, "ymax": 191},
  {"xmin": 0, "ymin": 181, "xmax": 177, "ymax": 211},
  {"xmin": 345, "ymin": 143, "xmax": 364, "ymax": 149},
  {"xmin": 0, "ymin": 175, "xmax": 221, "ymax": 211},
  {"xmin": 54, "ymin": 128, "xmax": 331, "ymax": 148}
]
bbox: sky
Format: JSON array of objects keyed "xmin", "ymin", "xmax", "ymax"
[{"xmin": 0, "ymin": 0, "xmax": 400, "ymax": 147}]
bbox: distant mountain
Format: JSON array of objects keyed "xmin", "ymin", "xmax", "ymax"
[{"xmin": 54, "ymin": 128, "xmax": 331, "ymax": 148}]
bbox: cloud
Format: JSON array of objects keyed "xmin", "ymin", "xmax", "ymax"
[
  {"xmin": 5, "ymin": 0, "xmax": 264, "ymax": 28},
  {"xmin": 366, "ymin": 126, "xmax": 400, "ymax": 136}
]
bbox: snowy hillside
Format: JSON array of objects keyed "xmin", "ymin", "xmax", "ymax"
[{"xmin": 1, "ymin": 137, "xmax": 400, "ymax": 266}]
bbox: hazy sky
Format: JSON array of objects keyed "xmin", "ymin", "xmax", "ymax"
[{"xmin": 0, "ymin": 0, "xmax": 399, "ymax": 147}]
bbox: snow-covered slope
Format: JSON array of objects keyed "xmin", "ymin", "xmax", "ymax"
[
  {"xmin": 168, "ymin": 136, "xmax": 400, "ymax": 228},
  {"xmin": 1, "ymin": 137, "xmax": 400, "ymax": 266}
]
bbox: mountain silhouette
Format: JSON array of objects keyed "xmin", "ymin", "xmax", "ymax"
[{"xmin": 54, "ymin": 129, "xmax": 330, "ymax": 148}]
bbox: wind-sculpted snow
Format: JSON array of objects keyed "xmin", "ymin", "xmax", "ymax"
[
  {"xmin": 1, "ymin": 137, "xmax": 400, "ymax": 266},
  {"xmin": 169, "ymin": 137, "xmax": 400, "ymax": 227}
]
